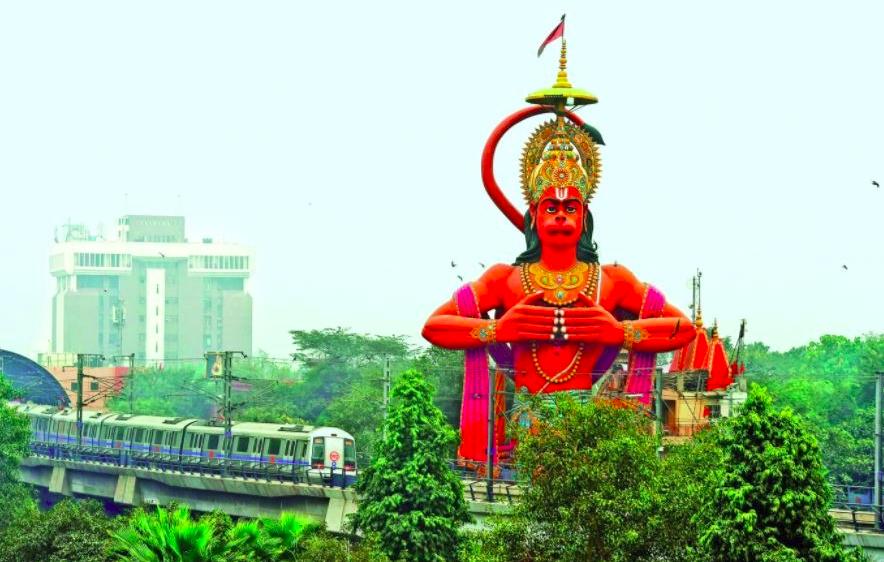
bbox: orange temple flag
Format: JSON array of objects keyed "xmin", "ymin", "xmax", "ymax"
[{"xmin": 537, "ymin": 14, "xmax": 566, "ymax": 57}]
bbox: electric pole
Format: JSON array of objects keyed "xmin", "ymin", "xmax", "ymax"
[
  {"xmin": 486, "ymin": 363, "xmax": 495, "ymax": 502},
  {"xmin": 382, "ymin": 357, "xmax": 391, "ymax": 438},
  {"xmin": 76, "ymin": 354, "xmax": 84, "ymax": 449},
  {"xmin": 876, "ymin": 371, "xmax": 882, "ymax": 530},
  {"xmin": 655, "ymin": 367, "xmax": 664, "ymax": 458},
  {"xmin": 224, "ymin": 351, "xmax": 233, "ymax": 470},
  {"xmin": 73, "ymin": 353, "xmax": 104, "ymax": 450},
  {"xmin": 112, "ymin": 353, "xmax": 137, "ymax": 413},
  {"xmin": 205, "ymin": 350, "xmax": 246, "ymax": 475},
  {"xmin": 127, "ymin": 353, "xmax": 135, "ymax": 413}
]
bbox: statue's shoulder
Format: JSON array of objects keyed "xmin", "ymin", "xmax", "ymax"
[
  {"xmin": 601, "ymin": 263, "xmax": 641, "ymax": 287},
  {"xmin": 479, "ymin": 263, "xmax": 518, "ymax": 284}
]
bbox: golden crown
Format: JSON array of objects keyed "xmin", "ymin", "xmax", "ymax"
[{"xmin": 521, "ymin": 119, "xmax": 601, "ymax": 205}]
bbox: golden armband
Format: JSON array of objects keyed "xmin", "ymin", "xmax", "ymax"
[
  {"xmin": 470, "ymin": 320, "xmax": 497, "ymax": 344},
  {"xmin": 621, "ymin": 321, "xmax": 648, "ymax": 350}
]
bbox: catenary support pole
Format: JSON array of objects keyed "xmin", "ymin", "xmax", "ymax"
[
  {"xmin": 383, "ymin": 357, "xmax": 391, "ymax": 439},
  {"xmin": 486, "ymin": 364, "xmax": 495, "ymax": 502},
  {"xmin": 876, "ymin": 371, "xmax": 882, "ymax": 530},
  {"xmin": 76, "ymin": 353, "xmax": 85, "ymax": 450},
  {"xmin": 655, "ymin": 367, "xmax": 664, "ymax": 458}
]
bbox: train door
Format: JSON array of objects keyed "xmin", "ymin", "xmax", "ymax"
[
  {"xmin": 185, "ymin": 433, "xmax": 204, "ymax": 464},
  {"xmin": 261, "ymin": 437, "xmax": 285, "ymax": 466},
  {"xmin": 150, "ymin": 430, "xmax": 164, "ymax": 454},
  {"xmin": 203, "ymin": 433, "xmax": 222, "ymax": 461},
  {"xmin": 113, "ymin": 426, "xmax": 128, "ymax": 465},
  {"xmin": 167, "ymin": 431, "xmax": 183, "ymax": 463}
]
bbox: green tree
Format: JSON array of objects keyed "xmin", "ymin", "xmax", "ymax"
[
  {"xmin": 351, "ymin": 369, "xmax": 470, "ymax": 562},
  {"xmin": 289, "ymin": 328, "xmax": 410, "ymax": 422},
  {"xmin": 699, "ymin": 387, "xmax": 864, "ymax": 561},
  {"xmin": 656, "ymin": 430, "xmax": 724, "ymax": 562},
  {"xmin": 0, "ymin": 482, "xmax": 37, "ymax": 535},
  {"xmin": 106, "ymin": 365, "xmax": 215, "ymax": 418},
  {"xmin": 223, "ymin": 513, "xmax": 322, "ymax": 561},
  {"xmin": 411, "ymin": 346, "xmax": 465, "ymax": 430},
  {"xmin": 111, "ymin": 504, "xmax": 219, "ymax": 562},
  {"xmin": 745, "ymin": 334, "xmax": 884, "ymax": 486},
  {"xmin": 0, "ymin": 374, "xmax": 30, "ymax": 483},
  {"xmin": 498, "ymin": 396, "xmax": 665, "ymax": 562},
  {"xmin": 0, "ymin": 498, "xmax": 120, "ymax": 562}
]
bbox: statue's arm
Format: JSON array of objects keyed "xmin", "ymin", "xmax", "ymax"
[
  {"xmin": 605, "ymin": 264, "xmax": 695, "ymax": 353},
  {"xmin": 421, "ymin": 264, "xmax": 510, "ymax": 350}
]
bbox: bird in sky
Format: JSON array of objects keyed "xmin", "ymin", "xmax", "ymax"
[
  {"xmin": 450, "ymin": 260, "xmax": 457, "ymax": 268},
  {"xmin": 873, "ymin": 180, "xmax": 880, "ymax": 188},
  {"xmin": 842, "ymin": 265, "xmax": 849, "ymax": 271}
]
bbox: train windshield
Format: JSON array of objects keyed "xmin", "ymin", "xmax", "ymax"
[
  {"xmin": 344, "ymin": 439, "xmax": 356, "ymax": 470},
  {"xmin": 311, "ymin": 437, "xmax": 325, "ymax": 469}
]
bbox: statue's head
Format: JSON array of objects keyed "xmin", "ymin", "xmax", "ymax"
[
  {"xmin": 515, "ymin": 123, "xmax": 598, "ymax": 264},
  {"xmin": 530, "ymin": 188, "xmax": 585, "ymax": 249}
]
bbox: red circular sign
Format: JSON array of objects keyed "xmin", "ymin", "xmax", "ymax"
[{"xmin": 329, "ymin": 451, "xmax": 340, "ymax": 462}]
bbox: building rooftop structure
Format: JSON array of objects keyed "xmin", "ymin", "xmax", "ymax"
[
  {"xmin": 47, "ymin": 215, "xmax": 253, "ymax": 366},
  {"xmin": 0, "ymin": 348, "xmax": 70, "ymax": 406}
]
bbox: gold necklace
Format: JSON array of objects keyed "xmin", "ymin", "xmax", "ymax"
[
  {"xmin": 520, "ymin": 261, "xmax": 599, "ymax": 305},
  {"xmin": 518, "ymin": 261, "xmax": 600, "ymax": 384}
]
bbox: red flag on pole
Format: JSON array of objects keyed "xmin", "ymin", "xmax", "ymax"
[{"xmin": 537, "ymin": 14, "xmax": 566, "ymax": 57}]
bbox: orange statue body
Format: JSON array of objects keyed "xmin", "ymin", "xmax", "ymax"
[{"xmin": 422, "ymin": 38, "xmax": 694, "ymax": 462}]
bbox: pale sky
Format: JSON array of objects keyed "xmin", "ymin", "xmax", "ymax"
[{"xmin": 1, "ymin": 1, "xmax": 882, "ymax": 360}]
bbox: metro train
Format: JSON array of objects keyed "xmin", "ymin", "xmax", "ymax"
[{"xmin": 12, "ymin": 402, "xmax": 357, "ymax": 485}]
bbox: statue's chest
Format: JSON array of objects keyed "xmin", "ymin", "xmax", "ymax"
[{"xmin": 502, "ymin": 262, "xmax": 604, "ymax": 309}]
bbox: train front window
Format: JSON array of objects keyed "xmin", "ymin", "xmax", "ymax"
[
  {"xmin": 344, "ymin": 439, "xmax": 356, "ymax": 470},
  {"xmin": 311, "ymin": 437, "xmax": 325, "ymax": 469}
]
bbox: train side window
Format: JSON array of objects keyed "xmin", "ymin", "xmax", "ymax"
[
  {"xmin": 267, "ymin": 438, "xmax": 282, "ymax": 456},
  {"xmin": 206, "ymin": 435, "xmax": 220, "ymax": 450}
]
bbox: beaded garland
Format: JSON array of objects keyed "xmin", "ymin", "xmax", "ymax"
[
  {"xmin": 531, "ymin": 341, "xmax": 585, "ymax": 384},
  {"xmin": 518, "ymin": 261, "xmax": 600, "ymax": 384}
]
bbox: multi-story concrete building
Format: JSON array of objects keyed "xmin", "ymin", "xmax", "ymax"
[{"xmin": 49, "ymin": 215, "xmax": 253, "ymax": 364}]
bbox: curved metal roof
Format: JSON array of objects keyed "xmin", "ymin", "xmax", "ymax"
[{"xmin": 0, "ymin": 349, "xmax": 70, "ymax": 407}]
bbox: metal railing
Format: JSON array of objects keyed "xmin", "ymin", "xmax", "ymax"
[{"xmin": 28, "ymin": 442, "xmax": 357, "ymax": 489}]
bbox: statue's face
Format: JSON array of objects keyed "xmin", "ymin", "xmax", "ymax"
[{"xmin": 533, "ymin": 188, "xmax": 585, "ymax": 248}]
